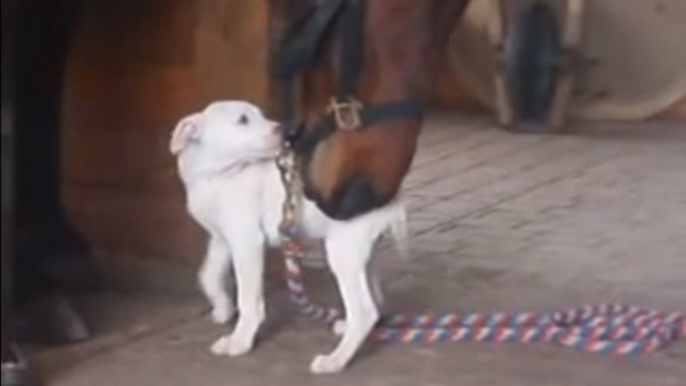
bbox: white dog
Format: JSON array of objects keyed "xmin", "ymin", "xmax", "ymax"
[{"xmin": 170, "ymin": 101, "xmax": 407, "ymax": 374}]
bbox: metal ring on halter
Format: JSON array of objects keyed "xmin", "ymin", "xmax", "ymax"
[{"xmin": 327, "ymin": 96, "xmax": 364, "ymax": 131}]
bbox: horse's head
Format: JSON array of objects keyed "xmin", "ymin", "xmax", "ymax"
[{"xmin": 273, "ymin": 0, "xmax": 469, "ymax": 220}]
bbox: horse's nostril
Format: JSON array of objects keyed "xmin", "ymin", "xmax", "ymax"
[
  {"xmin": 319, "ymin": 175, "xmax": 390, "ymax": 220},
  {"xmin": 281, "ymin": 122, "xmax": 303, "ymax": 145}
]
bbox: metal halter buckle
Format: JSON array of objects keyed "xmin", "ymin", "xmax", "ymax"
[{"xmin": 327, "ymin": 97, "xmax": 363, "ymax": 131}]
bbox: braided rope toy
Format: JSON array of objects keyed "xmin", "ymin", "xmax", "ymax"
[{"xmin": 280, "ymin": 223, "xmax": 685, "ymax": 356}]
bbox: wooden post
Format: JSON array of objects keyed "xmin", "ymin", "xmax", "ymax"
[
  {"xmin": 488, "ymin": 0, "xmax": 514, "ymax": 128},
  {"xmin": 548, "ymin": 0, "xmax": 587, "ymax": 130}
]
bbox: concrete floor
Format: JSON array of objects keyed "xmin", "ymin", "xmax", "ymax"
[{"xmin": 36, "ymin": 115, "xmax": 686, "ymax": 385}]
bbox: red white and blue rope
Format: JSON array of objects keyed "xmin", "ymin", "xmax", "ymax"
[{"xmin": 279, "ymin": 223, "xmax": 685, "ymax": 356}]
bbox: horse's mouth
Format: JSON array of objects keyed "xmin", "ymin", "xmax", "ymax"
[{"xmin": 303, "ymin": 171, "xmax": 392, "ymax": 221}]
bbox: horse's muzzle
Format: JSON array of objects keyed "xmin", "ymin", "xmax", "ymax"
[
  {"xmin": 280, "ymin": 121, "xmax": 303, "ymax": 147},
  {"xmin": 316, "ymin": 174, "xmax": 391, "ymax": 220}
]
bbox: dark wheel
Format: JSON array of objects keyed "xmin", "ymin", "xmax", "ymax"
[{"xmin": 506, "ymin": 1, "xmax": 563, "ymax": 132}]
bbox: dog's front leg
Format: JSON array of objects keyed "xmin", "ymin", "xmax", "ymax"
[
  {"xmin": 311, "ymin": 231, "xmax": 379, "ymax": 374},
  {"xmin": 199, "ymin": 236, "xmax": 234, "ymax": 324},
  {"xmin": 210, "ymin": 234, "xmax": 265, "ymax": 357}
]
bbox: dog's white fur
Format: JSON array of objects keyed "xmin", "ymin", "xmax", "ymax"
[{"xmin": 170, "ymin": 101, "xmax": 407, "ymax": 374}]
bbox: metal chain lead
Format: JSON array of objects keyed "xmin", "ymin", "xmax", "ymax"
[
  {"xmin": 276, "ymin": 144, "xmax": 342, "ymax": 325},
  {"xmin": 276, "ymin": 145, "xmax": 300, "ymax": 228}
]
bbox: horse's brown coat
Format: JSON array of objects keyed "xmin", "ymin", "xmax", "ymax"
[{"xmin": 278, "ymin": 0, "xmax": 470, "ymax": 218}]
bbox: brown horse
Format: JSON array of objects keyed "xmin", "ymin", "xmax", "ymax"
[{"xmin": 270, "ymin": 0, "xmax": 471, "ymax": 220}]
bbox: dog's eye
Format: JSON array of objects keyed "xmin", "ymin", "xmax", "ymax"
[{"xmin": 237, "ymin": 114, "xmax": 249, "ymax": 125}]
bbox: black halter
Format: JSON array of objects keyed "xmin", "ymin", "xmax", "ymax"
[{"xmin": 270, "ymin": 0, "xmax": 425, "ymax": 156}]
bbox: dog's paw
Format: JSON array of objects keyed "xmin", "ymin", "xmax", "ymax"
[
  {"xmin": 310, "ymin": 354, "xmax": 348, "ymax": 374},
  {"xmin": 209, "ymin": 334, "xmax": 253, "ymax": 357},
  {"xmin": 331, "ymin": 320, "xmax": 346, "ymax": 336},
  {"xmin": 210, "ymin": 304, "xmax": 235, "ymax": 325}
]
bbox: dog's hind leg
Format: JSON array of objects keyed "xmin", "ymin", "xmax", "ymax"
[
  {"xmin": 368, "ymin": 264, "xmax": 385, "ymax": 310},
  {"xmin": 311, "ymin": 227, "xmax": 379, "ymax": 374},
  {"xmin": 332, "ymin": 264, "xmax": 384, "ymax": 336},
  {"xmin": 199, "ymin": 236, "xmax": 234, "ymax": 324}
]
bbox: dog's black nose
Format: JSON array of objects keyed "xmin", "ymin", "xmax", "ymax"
[
  {"xmin": 318, "ymin": 174, "xmax": 390, "ymax": 220},
  {"xmin": 281, "ymin": 122, "xmax": 302, "ymax": 146}
]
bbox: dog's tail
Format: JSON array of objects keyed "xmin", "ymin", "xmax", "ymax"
[{"xmin": 387, "ymin": 199, "xmax": 409, "ymax": 259}]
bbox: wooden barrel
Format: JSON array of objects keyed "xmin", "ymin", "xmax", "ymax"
[
  {"xmin": 61, "ymin": 0, "xmax": 269, "ymax": 263},
  {"xmin": 194, "ymin": 0, "xmax": 269, "ymax": 105},
  {"xmin": 446, "ymin": 0, "xmax": 686, "ymax": 121},
  {"xmin": 445, "ymin": 0, "xmax": 500, "ymax": 111},
  {"xmin": 573, "ymin": 0, "xmax": 686, "ymax": 120}
]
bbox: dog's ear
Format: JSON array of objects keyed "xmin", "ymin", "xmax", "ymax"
[{"xmin": 170, "ymin": 113, "xmax": 202, "ymax": 155}]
